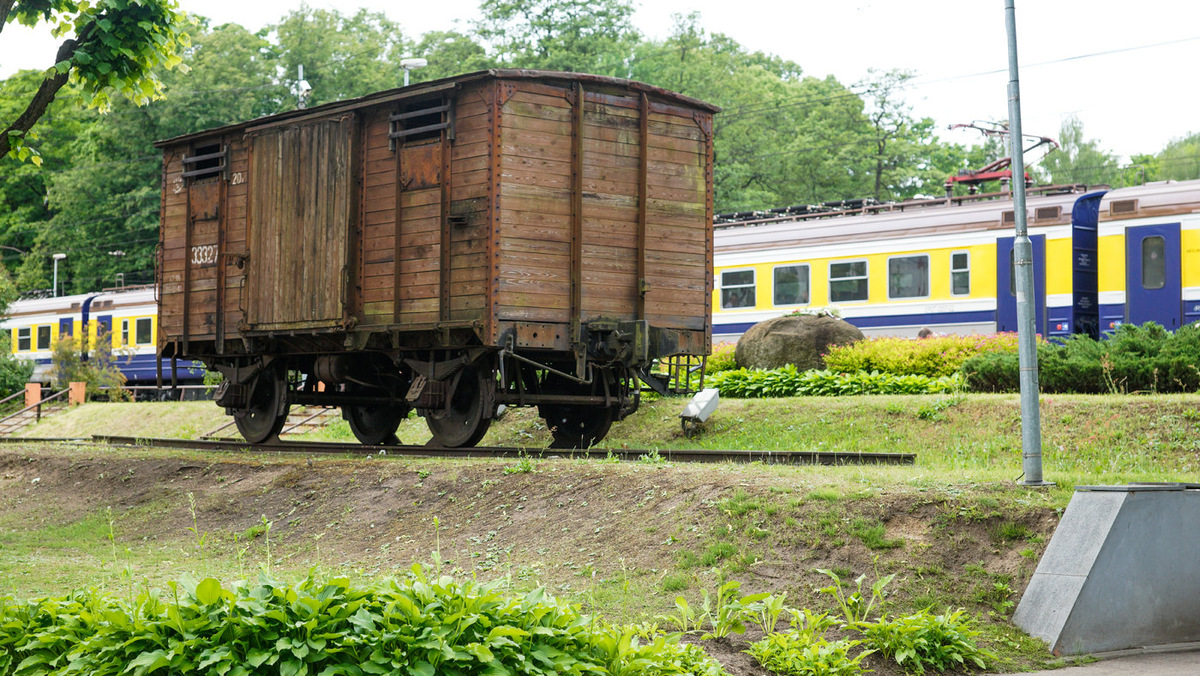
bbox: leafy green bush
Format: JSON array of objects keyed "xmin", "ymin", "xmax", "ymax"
[
  {"xmin": 747, "ymin": 631, "xmax": 871, "ymax": 676},
  {"xmin": 856, "ymin": 608, "xmax": 995, "ymax": 674},
  {"xmin": 707, "ymin": 342, "xmax": 738, "ymax": 374},
  {"xmin": 50, "ymin": 333, "xmax": 129, "ymax": 400},
  {"xmin": 824, "ymin": 334, "xmax": 1020, "ymax": 378},
  {"xmin": 709, "ymin": 365, "xmax": 962, "ymax": 398},
  {"xmin": 0, "ymin": 567, "xmax": 730, "ymax": 676},
  {"xmin": 961, "ymin": 322, "xmax": 1200, "ymax": 394}
]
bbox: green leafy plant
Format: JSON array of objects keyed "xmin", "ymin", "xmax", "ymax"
[
  {"xmin": 503, "ymin": 452, "xmax": 538, "ymax": 474},
  {"xmin": 857, "ymin": 607, "xmax": 995, "ymax": 674},
  {"xmin": 657, "ymin": 595, "xmax": 702, "ymax": 633},
  {"xmin": 709, "ymin": 365, "xmax": 962, "ymax": 398},
  {"xmin": 0, "ymin": 566, "xmax": 739, "ymax": 676},
  {"xmin": 749, "ymin": 592, "xmax": 793, "ymax": 635},
  {"xmin": 817, "ymin": 568, "xmax": 895, "ymax": 624},
  {"xmin": 700, "ymin": 579, "xmax": 768, "ymax": 639},
  {"xmin": 747, "ymin": 631, "xmax": 872, "ymax": 676},
  {"xmin": 590, "ymin": 624, "xmax": 731, "ymax": 676}
]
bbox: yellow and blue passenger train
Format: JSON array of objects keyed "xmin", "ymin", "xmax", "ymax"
[
  {"xmin": 1, "ymin": 285, "xmax": 204, "ymax": 387},
  {"xmin": 713, "ymin": 179, "xmax": 1200, "ymax": 340}
]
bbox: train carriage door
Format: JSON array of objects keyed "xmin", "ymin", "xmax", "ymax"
[
  {"xmin": 996, "ymin": 235, "xmax": 1046, "ymax": 335},
  {"xmin": 58, "ymin": 317, "xmax": 74, "ymax": 339},
  {"xmin": 96, "ymin": 315, "xmax": 113, "ymax": 344},
  {"xmin": 1125, "ymin": 223, "xmax": 1181, "ymax": 329},
  {"xmin": 246, "ymin": 114, "xmax": 357, "ymax": 330}
]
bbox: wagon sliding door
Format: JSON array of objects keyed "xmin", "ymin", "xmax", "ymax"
[{"xmin": 245, "ymin": 114, "xmax": 358, "ymax": 331}]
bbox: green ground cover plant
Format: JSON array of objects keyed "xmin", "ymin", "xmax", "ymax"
[
  {"xmin": 747, "ymin": 632, "xmax": 871, "ymax": 676},
  {"xmin": 0, "ymin": 566, "xmax": 730, "ymax": 676},
  {"xmin": 857, "ymin": 608, "xmax": 995, "ymax": 674},
  {"xmin": 708, "ymin": 365, "xmax": 961, "ymax": 398},
  {"xmin": 825, "ymin": 334, "xmax": 1020, "ymax": 378}
]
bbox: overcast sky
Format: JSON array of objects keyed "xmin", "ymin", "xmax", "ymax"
[{"xmin": 2, "ymin": 1, "xmax": 1198, "ymax": 162}]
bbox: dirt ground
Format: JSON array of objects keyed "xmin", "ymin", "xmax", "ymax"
[{"xmin": 0, "ymin": 445, "xmax": 1060, "ymax": 674}]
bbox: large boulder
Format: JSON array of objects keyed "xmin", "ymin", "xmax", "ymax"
[{"xmin": 736, "ymin": 313, "xmax": 864, "ymax": 371}]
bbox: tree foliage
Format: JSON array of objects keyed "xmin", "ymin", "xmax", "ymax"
[
  {"xmin": 1039, "ymin": 115, "xmax": 1121, "ymax": 186},
  {"xmin": 474, "ymin": 0, "xmax": 639, "ymax": 76},
  {"xmin": 0, "ymin": 2, "xmax": 1185, "ymax": 296},
  {"xmin": 0, "ymin": 0, "xmax": 191, "ymax": 161}
]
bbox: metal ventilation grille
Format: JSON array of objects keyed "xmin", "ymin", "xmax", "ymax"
[
  {"xmin": 389, "ymin": 97, "xmax": 453, "ymax": 147},
  {"xmin": 1002, "ymin": 210, "xmax": 1016, "ymax": 224},
  {"xmin": 1111, "ymin": 199, "xmax": 1138, "ymax": 215},
  {"xmin": 1035, "ymin": 206, "xmax": 1061, "ymax": 221},
  {"xmin": 182, "ymin": 144, "xmax": 227, "ymax": 181}
]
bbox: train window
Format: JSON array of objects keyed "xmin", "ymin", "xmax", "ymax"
[
  {"xmin": 830, "ymin": 260, "xmax": 868, "ymax": 302},
  {"xmin": 1142, "ymin": 236, "xmax": 1165, "ymax": 290},
  {"xmin": 121, "ymin": 319, "xmax": 129, "ymax": 347},
  {"xmin": 36, "ymin": 325, "xmax": 51, "ymax": 350},
  {"xmin": 16, "ymin": 327, "xmax": 30, "ymax": 352},
  {"xmin": 390, "ymin": 97, "xmax": 452, "ymax": 146},
  {"xmin": 135, "ymin": 317, "xmax": 153, "ymax": 345},
  {"xmin": 951, "ymin": 251, "xmax": 970, "ymax": 296},
  {"xmin": 888, "ymin": 255, "xmax": 929, "ymax": 299},
  {"xmin": 182, "ymin": 143, "xmax": 226, "ymax": 182},
  {"xmin": 720, "ymin": 269, "xmax": 756, "ymax": 309},
  {"xmin": 773, "ymin": 265, "xmax": 810, "ymax": 306}
]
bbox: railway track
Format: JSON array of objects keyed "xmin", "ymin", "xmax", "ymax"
[{"xmin": 10, "ymin": 435, "xmax": 914, "ymax": 465}]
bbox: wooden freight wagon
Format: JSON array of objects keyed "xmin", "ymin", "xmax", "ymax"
[{"xmin": 156, "ymin": 70, "xmax": 717, "ymax": 448}]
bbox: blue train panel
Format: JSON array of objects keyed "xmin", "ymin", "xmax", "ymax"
[
  {"xmin": 996, "ymin": 234, "xmax": 1046, "ymax": 336},
  {"xmin": 1070, "ymin": 191, "xmax": 1104, "ymax": 339},
  {"xmin": 1125, "ymin": 223, "xmax": 1182, "ymax": 330}
]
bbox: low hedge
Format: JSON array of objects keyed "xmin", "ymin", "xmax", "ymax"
[
  {"xmin": 0, "ymin": 569, "xmax": 728, "ymax": 676},
  {"xmin": 961, "ymin": 322, "xmax": 1200, "ymax": 394},
  {"xmin": 823, "ymin": 334, "xmax": 1020, "ymax": 378},
  {"xmin": 709, "ymin": 364, "xmax": 962, "ymax": 398}
]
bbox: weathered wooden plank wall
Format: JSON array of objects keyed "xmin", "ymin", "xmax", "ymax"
[
  {"xmin": 158, "ymin": 72, "xmax": 714, "ymax": 357},
  {"xmin": 246, "ymin": 116, "xmax": 355, "ymax": 329}
]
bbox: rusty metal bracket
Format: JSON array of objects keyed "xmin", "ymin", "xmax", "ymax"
[{"xmin": 499, "ymin": 348, "xmax": 594, "ymax": 386}]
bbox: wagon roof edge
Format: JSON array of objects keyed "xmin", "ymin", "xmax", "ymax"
[{"xmin": 153, "ymin": 69, "xmax": 721, "ymax": 147}]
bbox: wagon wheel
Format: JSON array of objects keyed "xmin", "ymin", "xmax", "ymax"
[
  {"xmin": 343, "ymin": 389, "xmax": 409, "ymax": 446},
  {"xmin": 541, "ymin": 403, "xmax": 614, "ymax": 450},
  {"xmin": 537, "ymin": 372, "xmax": 618, "ymax": 449},
  {"xmin": 234, "ymin": 369, "xmax": 288, "ymax": 444},
  {"xmin": 425, "ymin": 364, "xmax": 492, "ymax": 448}
]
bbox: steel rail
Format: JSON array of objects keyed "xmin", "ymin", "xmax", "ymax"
[{"xmin": 87, "ymin": 435, "xmax": 914, "ymax": 465}]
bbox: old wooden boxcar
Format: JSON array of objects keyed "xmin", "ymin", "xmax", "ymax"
[{"xmin": 156, "ymin": 70, "xmax": 717, "ymax": 447}]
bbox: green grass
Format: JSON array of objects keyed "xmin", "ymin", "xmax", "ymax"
[
  {"xmin": 2, "ymin": 393, "xmax": 1197, "ymax": 674},
  {"xmin": 15, "ymin": 401, "xmax": 228, "ymax": 439}
]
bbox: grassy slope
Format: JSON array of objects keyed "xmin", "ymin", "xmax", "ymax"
[
  {"xmin": 2, "ymin": 394, "xmax": 1197, "ymax": 673},
  {"xmin": 14, "ymin": 401, "xmax": 229, "ymax": 439}
]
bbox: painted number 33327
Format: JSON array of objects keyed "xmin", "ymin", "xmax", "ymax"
[{"xmin": 190, "ymin": 244, "xmax": 218, "ymax": 266}]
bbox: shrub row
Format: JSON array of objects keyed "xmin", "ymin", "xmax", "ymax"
[
  {"xmin": 0, "ymin": 568, "xmax": 727, "ymax": 676},
  {"xmin": 708, "ymin": 364, "xmax": 962, "ymax": 398},
  {"xmin": 823, "ymin": 334, "xmax": 1020, "ymax": 378},
  {"xmin": 962, "ymin": 323, "xmax": 1200, "ymax": 394}
]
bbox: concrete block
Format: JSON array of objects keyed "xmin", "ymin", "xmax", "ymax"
[{"xmin": 1014, "ymin": 484, "xmax": 1200, "ymax": 655}]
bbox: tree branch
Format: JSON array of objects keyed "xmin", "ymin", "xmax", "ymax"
[
  {"xmin": 0, "ymin": 0, "xmax": 16, "ymax": 36},
  {"xmin": 0, "ymin": 31, "xmax": 84, "ymax": 159}
]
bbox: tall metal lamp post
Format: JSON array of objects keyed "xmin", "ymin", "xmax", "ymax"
[
  {"xmin": 52, "ymin": 253, "xmax": 66, "ymax": 297},
  {"xmin": 400, "ymin": 58, "xmax": 427, "ymax": 87},
  {"xmin": 1005, "ymin": 0, "xmax": 1051, "ymax": 487}
]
